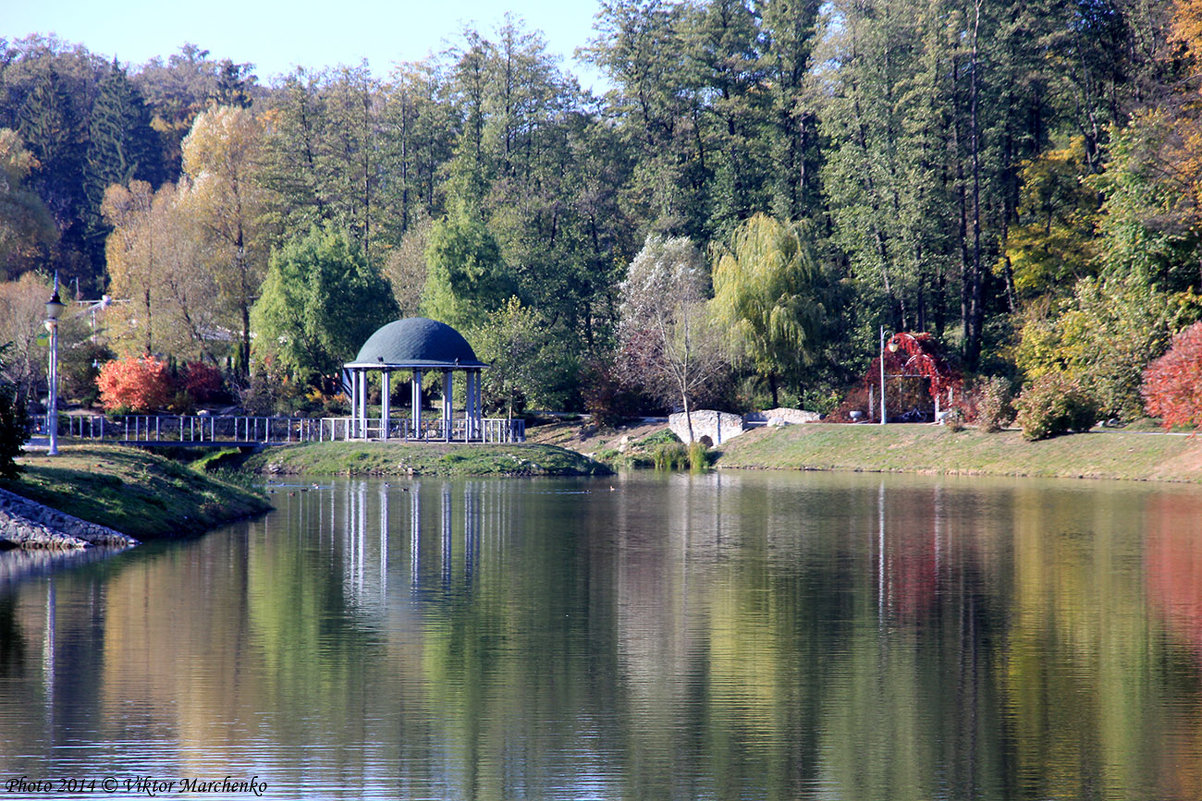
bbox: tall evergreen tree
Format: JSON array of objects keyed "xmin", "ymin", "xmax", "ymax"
[{"xmin": 84, "ymin": 60, "xmax": 161, "ymax": 270}]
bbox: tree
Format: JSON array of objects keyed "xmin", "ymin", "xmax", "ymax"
[
  {"xmin": 0, "ymin": 358, "xmax": 26, "ymax": 479},
  {"xmin": 618, "ymin": 234, "xmax": 729, "ymax": 441},
  {"xmin": 1004, "ymin": 138, "xmax": 1102, "ymax": 300},
  {"xmin": 102, "ymin": 180, "xmax": 223, "ymax": 363},
  {"xmin": 180, "ymin": 104, "xmax": 269, "ymax": 374},
  {"xmin": 421, "ymin": 202, "xmax": 516, "ymax": 330},
  {"xmin": 84, "ymin": 60, "xmax": 161, "ymax": 260},
  {"xmin": 250, "ymin": 225, "xmax": 398, "ymax": 387},
  {"xmin": 0, "ymin": 128, "xmax": 57, "ymax": 278},
  {"xmin": 0, "ymin": 273, "xmax": 76, "ymax": 409},
  {"xmin": 96, "ymin": 354, "xmax": 171, "ymax": 413},
  {"xmin": 1014, "ymin": 275, "xmax": 1198, "ymax": 421},
  {"xmin": 711, "ymin": 213, "xmax": 826, "ymax": 406},
  {"xmin": 15, "ymin": 59, "xmax": 92, "ymax": 286},
  {"xmin": 761, "ymin": 0, "xmax": 824, "ymax": 221},
  {"xmin": 583, "ymin": 0, "xmax": 709, "ymax": 238},
  {"xmin": 473, "ymin": 296, "xmax": 576, "ymax": 417},
  {"xmin": 101, "ymin": 179, "xmax": 158, "ymax": 355},
  {"xmin": 381, "ymin": 62, "xmax": 456, "ymax": 235},
  {"xmin": 1142, "ymin": 321, "xmax": 1202, "ymax": 429}
]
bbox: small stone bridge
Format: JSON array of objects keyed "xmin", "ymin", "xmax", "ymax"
[{"xmin": 668, "ymin": 408, "xmax": 821, "ymax": 446}]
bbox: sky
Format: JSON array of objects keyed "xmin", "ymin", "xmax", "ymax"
[{"xmin": 3, "ymin": 0, "xmax": 610, "ymax": 90}]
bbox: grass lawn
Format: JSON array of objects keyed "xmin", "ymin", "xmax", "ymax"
[
  {"xmin": 714, "ymin": 423, "xmax": 1202, "ymax": 483},
  {"xmin": 7, "ymin": 444, "xmax": 272, "ymax": 540},
  {"xmin": 242, "ymin": 440, "xmax": 611, "ymax": 477}
]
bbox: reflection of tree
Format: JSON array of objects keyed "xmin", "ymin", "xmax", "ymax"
[
  {"xmin": 1001, "ymin": 486, "xmax": 1173, "ymax": 800},
  {"xmin": 1146, "ymin": 493, "xmax": 1202, "ymax": 800},
  {"xmin": 0, "ymin": 595, "xmax": 23, "ymax": 676},
  {"xmin": 817, "ymin": 479, "xmax": 1007, "ymax": 801},
  {"xmin": 5, "ymin": 476, "xmax": 1202, "ymax": 799},
  {"xmin": 1147, "ymin": 493, "xmax": 1202, "ymax": 657}
]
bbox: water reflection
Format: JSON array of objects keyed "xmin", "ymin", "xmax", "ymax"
[{"xmin": 0, "ymin": 473, "xmax": 1201, "ymax": 800}]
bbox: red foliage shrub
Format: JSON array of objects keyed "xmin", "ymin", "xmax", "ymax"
[
  {"xmin": 181, "ymin": 361, "xmax": 226, "ymax": 404},
  {"xmin": 96, "ymin": 356, "xmax": 172, "ymax": 413},
  {"xmin": 1142, "ymin": 321, "xmax": 1202, "ymax": 429}
]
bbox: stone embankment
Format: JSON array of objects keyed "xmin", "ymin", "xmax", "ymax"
[{"xmin": 0, "ymin": 487, "xmax": 138, "ymax": 550}]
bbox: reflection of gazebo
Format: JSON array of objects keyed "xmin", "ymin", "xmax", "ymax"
[{"xmin": 343, "ymin": 317, "xmax": 498, "ymax": 441}]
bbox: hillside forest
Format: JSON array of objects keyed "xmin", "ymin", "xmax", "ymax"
[{"xmin": 4, "ymin": 0, "xmax": 1202, "ymax": 431}]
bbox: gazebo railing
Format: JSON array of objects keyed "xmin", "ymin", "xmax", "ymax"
[{"xmin": 318, "ymin": 416, "xmax": 524, "ymax": 443}]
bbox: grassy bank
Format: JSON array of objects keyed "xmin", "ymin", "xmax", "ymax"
[
  {"xmin": 714, "ymin": 423, "xmax": 1202, "ymax": 482},
  {"xmin": 7, "ymin": 445, "xmax": 272, "ymax": 541},
  {"xmin": 242, "ymin": 441, "xmax": 611, "ymax": 477}
]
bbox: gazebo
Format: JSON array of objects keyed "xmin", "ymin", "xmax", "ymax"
[{"xmin": 343, "ymin": 317, "xmax": 492, "ymax": 441}]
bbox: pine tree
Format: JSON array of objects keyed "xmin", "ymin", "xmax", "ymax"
[{"xmin": 84, "ymin": 60, "xmax": 161, "ymax": 271}]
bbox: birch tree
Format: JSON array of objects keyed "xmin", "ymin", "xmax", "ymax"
[{"xmin": 618, "ymin": 234, "xmax": 728, "ymax": 441}]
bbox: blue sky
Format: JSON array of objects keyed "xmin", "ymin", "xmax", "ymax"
[{"xmin": 3, "ymin": 0, "xmax": 608, "ymax": 90}]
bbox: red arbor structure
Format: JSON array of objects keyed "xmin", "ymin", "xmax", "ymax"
[{"xmin": 832, "ymin": 332, "xmax": 963, "ymax": 423}]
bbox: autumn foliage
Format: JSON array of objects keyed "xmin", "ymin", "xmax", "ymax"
[
  {"xmin": 1142, "ymin": 322, "xmax": 1202, "ymax": 429},
  {"xmin": 180, "ymin": 361, "xmax": 225, "ymax": 404},
  {"xmin": 97, "ymin": 355, "xmax": 172, "ymax": 413}
]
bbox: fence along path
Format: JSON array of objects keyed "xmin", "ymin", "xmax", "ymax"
[{"xmin": 56, "ymin": 414, "xmax": 525, "ymax": 446}]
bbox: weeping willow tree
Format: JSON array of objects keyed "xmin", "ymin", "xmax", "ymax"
[{"xmin": 710, "ymin": 213, "xmax": 826, "ymax": 406}]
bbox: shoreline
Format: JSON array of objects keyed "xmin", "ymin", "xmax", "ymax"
[
  {"xmin": 6, "ymin": 422, "xmax": 1199, "ymax": 553},
  {"xmin": 522, "ymin": 418, "xmax": 1202, "ymax": 483},
  {"xmin": 709, "ymin": 423, "xmax": 1202, "ymax": 484},
  {"xmin": 242, "ymin": 441, "xmax": 611, "ymax": 477},
  {"xmin": 2, "ymin": 444, "xmax": 272, "ymax": 550}
]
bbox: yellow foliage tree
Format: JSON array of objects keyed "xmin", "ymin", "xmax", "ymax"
[
  {"xmin": 102, "ymin": 180, "xmax": 223, "ymax": 363},
  {"xmin": 180, "ymin": 105, "xmax": 270, "ymax": 374},
  {"xmin": 0, "ymin": 129, "xmax": 57, "ymax": 278}
]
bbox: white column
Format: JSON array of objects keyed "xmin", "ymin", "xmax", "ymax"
[
  {"xmin": 472, "ymin": 369, "xmax": 483, "ymax": 440},
  {"xmin": 412, "ymin": 370, "xmax": 423, "ymax": 439},
  {"xmin": 381, "ymin": 370, "xmax": 391, "ymax": 440},
  {"xmin": 350, "ymin": 369, "xmax": 361, "ymax": 440},
  {"xmin": 359, "ymin": 369, "xmax": 369, "ymax": 439},
  {"xmin": 465, "ymin": 371, "xmax": 475, "ymax": 440},
  {"xmin": 442, "ymin": 369, "xmax": 453, "ymax": 441}
]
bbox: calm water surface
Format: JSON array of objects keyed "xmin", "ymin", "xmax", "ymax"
[{"xmin": 1, "ymin": 470, "xmax": 1201, "ymax": 800}]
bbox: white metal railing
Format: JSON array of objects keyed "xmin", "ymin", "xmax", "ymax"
[
  {"xmin": 314, "ymin": 416, "xmax": 524, "ymax": 443},
  {"xmin": 46, "ymin": 414, "xmax": 526, "ymax": 445}
]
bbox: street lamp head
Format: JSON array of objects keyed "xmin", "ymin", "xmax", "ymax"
[{"xmin": 45, "ymin": 290, "xmax": 65, "ymax": 322}]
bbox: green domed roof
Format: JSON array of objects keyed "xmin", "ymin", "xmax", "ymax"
[{"xmin": 350, "ymin": 317, "xmax": 485, "ymax": 368}]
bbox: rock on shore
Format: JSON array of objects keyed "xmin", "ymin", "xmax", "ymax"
[{"xmin": 0, "ymin": 487, "xmax": 138, "ymax": 550}]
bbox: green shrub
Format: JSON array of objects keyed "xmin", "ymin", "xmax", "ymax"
[
  {"xmin": 1015, "ymin": 372, "xmax": 1099, "ymax": 441},
  {"xmin": 975, "ymin": 376, "xmax": 1014, "ymax": 432},
  {"xmin": 639, "ymin": 429, "xmax": 680, "ymax": 448},
  {"xmin": 687, "ymin": 441, "xmax": 711, "ymax": 471},
  {"xmin": 652, "ymin": 441, "xmax": 689, "ymax": 470}
]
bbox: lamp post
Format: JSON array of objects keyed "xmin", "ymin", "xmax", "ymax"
[
  {"xmin": 880, "ymin": 327, "xmax": 887, "ymax": 425},
  {"xmin": 44, "ymin": 278, "xmax": 65, "ymax": 456},
  {"xmin": 880, "ymin": 329, "xmax": 901, "ymax": 425}
]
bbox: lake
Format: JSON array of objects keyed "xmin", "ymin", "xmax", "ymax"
[{"xmin": 1, "ymin": 470, "xmax": 1201, "ymax": 800}]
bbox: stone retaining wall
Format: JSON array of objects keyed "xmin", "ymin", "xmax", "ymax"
[{"xmin": 0, "ymin": 487, "xmax": 138, "ymax": 550}]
